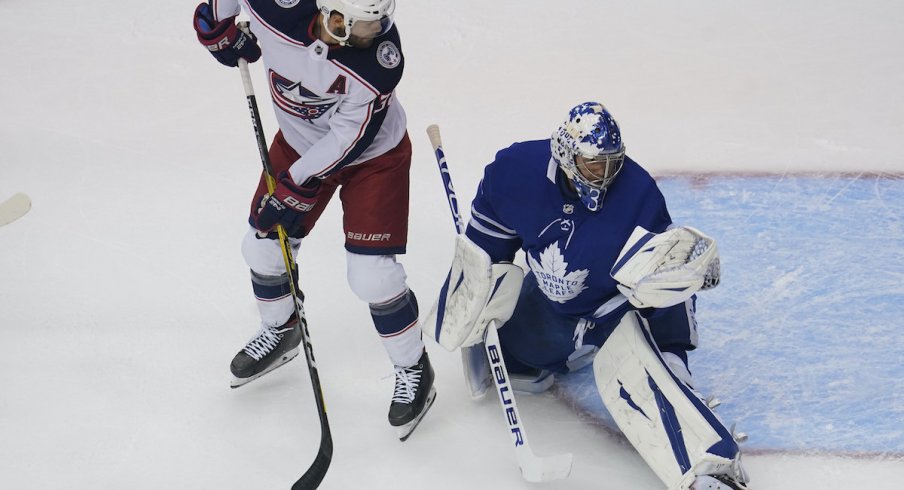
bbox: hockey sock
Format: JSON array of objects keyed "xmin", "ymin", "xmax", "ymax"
[{"xmin": 371, "ymin": 289, "xmax": 423, "ymax": 367}]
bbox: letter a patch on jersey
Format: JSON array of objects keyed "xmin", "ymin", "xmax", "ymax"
[{"xmin": 326, "ymin": 75, "xmax": 347, "ymax": 94}]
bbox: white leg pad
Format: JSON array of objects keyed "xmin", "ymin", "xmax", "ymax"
[{"xmin": 594, "ymin": 312, "xmax": 742, "ymax": 490}]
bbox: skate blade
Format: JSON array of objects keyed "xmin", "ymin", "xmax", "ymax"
[
  {"xmin": 230, "ymin": 347, "xmax": 300, "ymax": 389},
  {"xmin": 397, "ymin": 387, "xmax": 437, "ymax": 442}
]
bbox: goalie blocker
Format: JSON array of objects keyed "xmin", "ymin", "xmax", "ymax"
[{"xmin": 424, "ymin": 234, "xmax": 523, "ymax": 351}]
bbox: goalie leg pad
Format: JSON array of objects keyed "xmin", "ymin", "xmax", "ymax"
[
  {"xmin": 594, "ymin": 311, "xmax": 742, "ymax": 490},
  {"xmin": 424, "ymin": 235, "xmax": 524, "ymax": 351}
]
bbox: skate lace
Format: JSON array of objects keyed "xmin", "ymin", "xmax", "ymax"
[
  {"xmin": 242, "ymin": 324, "xmax": 285, "ymax": 361},
  {"xmin": 391, "ymin": 365, "xmax": 422, "ymax": 404}
]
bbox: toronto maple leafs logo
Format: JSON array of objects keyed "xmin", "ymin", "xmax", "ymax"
[
  {"xmin": 527, "ymin": 243, "xmax": 589, "ymax": 303},
  {"xmin": 269, "ymin": 70, "xmax": 338, "ymax": 121}
]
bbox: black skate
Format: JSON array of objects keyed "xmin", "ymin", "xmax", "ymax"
[
  {"xmin": 388, "ymin": 350, "xmax": 437, "ymax": 441},
  {"xmin": 230, "ymin": 313, "xmax": 302, "ymax": 388}
]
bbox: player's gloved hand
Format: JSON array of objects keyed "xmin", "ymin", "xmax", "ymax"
[
  {"xmin": 192, "ymin": 3, "xmax": 261, "ymax": 67},
  {"xmin": 253, "ymin": 173, "xmax": 322, "ymax": 235}
]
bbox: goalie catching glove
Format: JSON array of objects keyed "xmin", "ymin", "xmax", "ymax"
[
  {"xmin": 611, "ymin": 226, "xmax": 720, "ymax": 309},
  {"xmin": 424, "ymin": 235, "xmax": 523, "ymax": 351}
]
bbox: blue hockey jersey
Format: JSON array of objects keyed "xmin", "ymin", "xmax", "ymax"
[{"xmin": 465, "ymin": 140, "xmax": 672, "ymax": 322}]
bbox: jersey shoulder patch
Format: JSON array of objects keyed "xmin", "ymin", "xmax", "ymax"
[
  {"xmin": 375, "ymin": 40, "xmax": 402, "ymax": 69},
  {"xmin": 329, "ymin": 26, "xmax": 404, "ymax": 94}
]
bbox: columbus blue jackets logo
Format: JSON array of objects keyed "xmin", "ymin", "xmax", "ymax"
[
  {"xmin": 269, "ymin": 70, "xmax": 338, "ymax": 121},
  {"xmin": 377, "ymin": 41, "xmax": 401, "ymax": 69}
]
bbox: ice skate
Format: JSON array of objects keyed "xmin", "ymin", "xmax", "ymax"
[
  {"xmin": 230, "ymin": 312, "xmax": 302, "ymax": 388},
  {"xmin": 388, "ymin": 350, "xmax": 437, "ymax": 441}
]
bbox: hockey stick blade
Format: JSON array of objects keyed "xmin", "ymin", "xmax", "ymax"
[
  {"xmin": 0, "ymin": 193, "xmax": 31, "ymax": 227},
  {"xmin": 292, "ymin": 437, "xmax": 332, "ymax": 490},
  {"xmin": 518, "ymin": 450, "xmax": 574, "ymax": 483}
]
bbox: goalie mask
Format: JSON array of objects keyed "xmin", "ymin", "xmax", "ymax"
[
  {"xmin": 317, "ymin": 0, "xmax": 395, "ymax": 47},
  {"xmin": 551, "ymin": 102, "xmax": 626, "ymax": 212}
]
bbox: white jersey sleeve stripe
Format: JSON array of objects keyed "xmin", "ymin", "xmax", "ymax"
[
  {"xmin": 469, "ymin": 219, "xmax": 520, "ymax": 240},
  {"xmin": 471, "ymin": 207, "xmax": 517, "ymax": 235}
]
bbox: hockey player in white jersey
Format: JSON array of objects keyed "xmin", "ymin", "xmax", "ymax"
[
  {"xmin": 192, "ymin": 0, "xmax": 435, "ymax": 437},
  {"xmin": 427, "ymin": 102, "xmax": 750, "ymax": 489}
]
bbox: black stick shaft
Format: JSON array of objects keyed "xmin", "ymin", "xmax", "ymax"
[{"xmin": 238, "ymin": 56, "xmax": 333, "ymax": 490}]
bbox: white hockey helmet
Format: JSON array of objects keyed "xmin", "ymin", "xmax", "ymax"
[
  {"xmin": 316, "ymin": 0, "xmax": 396, "ymax": 46},
  {"xmin": 551, "ymin": 102, "xmax": 626, "ymax": 212}
]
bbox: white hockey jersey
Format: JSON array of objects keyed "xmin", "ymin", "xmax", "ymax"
[{"xmin": 210, "ymin": 0, "xmax": 407, "ymax": 183}]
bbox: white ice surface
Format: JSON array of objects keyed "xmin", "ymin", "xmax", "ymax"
[{"xmin": 1, "ymin": 1, "xmax": 903, "ymax": 488}]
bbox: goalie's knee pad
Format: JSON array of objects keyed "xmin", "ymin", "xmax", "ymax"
[
  {"xmin": 346, "ymin": 252, "xmax": 409, "ymax": 304},
  {"xmin": 593, "ymin": 311, "xmax": 748, "ymax": 490}
]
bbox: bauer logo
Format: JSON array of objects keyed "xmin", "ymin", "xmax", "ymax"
[
  {"xmin": 347, "ymin": 232, "xmax": 391, "ymax": 242},
  {"xmin": 275, "ymin": 0, "xmax": 301, "ymax": 7},
  {"xmin": 487, "ymin": 344, "xmax": 525, "ymax": 447}
]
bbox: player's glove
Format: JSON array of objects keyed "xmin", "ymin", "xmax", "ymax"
[
  {"xmin": 252, "ymin": 173, "xmax": 322, "ymax": 236},
  {"xmin": 192, "ymin": 3, "xmax": 261, "ymax": 67}
]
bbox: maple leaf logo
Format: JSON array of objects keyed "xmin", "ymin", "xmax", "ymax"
[{"xmin": 527, "ymin": 243, "xmax": 589, "ymax": 303}]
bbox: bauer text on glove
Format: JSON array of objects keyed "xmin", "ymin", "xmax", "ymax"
[
  {"xmin": 192, "ymin": 3, "xmax": 261, "ymax": 67},
  {"xmin": 252, "ymin": 174, "xmax": 321, "ymax": 236}
]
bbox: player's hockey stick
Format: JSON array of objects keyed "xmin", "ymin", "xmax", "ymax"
[
  {"xmin": 426, "ymin": 124, "xmax": 573, "ymax": 482},
  {"xmin": 237, "ymin": 48, "xmax": 332, "ymax": 490},
  {"xmin": 0, "ymin": 193, "xmax": 31, "ymax": 227}
]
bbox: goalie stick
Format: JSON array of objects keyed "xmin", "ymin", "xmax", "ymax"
[
  {"xmin": 426, "ymin": 124, "xmax": 573, "ymax": 482},
  {"xmin": 0, "ymin": 193, "xmax": 31, "ymax": 227},
  {"xmin": 237, "ymin": 42, "xmax": 332, "ymax": 490}
]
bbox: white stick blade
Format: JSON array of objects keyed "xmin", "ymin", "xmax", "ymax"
[
  {"xmin": 426, "ymin": 124, "xmax": 443, "ymax": 150},
  {"xmin": 518, "ymin": 452, "xmax": 574, "ymax": 482},
  {"xmin": 0, "ymin": 193, "xmax": 31, "ymax": 226}
]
